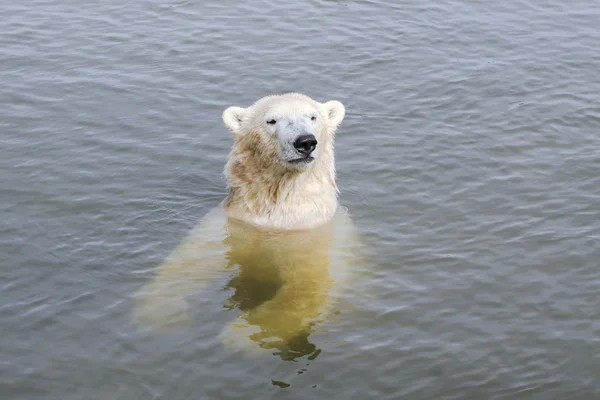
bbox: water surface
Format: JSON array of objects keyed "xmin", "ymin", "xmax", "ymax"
[{"xmin": 2, "ymin": 0, "xmax": 600, "ymax": 398}]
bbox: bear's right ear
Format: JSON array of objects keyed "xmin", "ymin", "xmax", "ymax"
[
  {"xmin": 323, "ymin": 100, "xmax": 346, "ymax": 130},
  {"xmin": 222, "ymin": 106, "xmax": 247, "ymax": 135}
]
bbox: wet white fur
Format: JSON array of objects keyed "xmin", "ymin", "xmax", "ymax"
[{"xmin": 222, "ymin": 93, "xmax": 345, "ymax": 230}]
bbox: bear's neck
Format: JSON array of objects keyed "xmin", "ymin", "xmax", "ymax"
[{"xmin": 223, "ymin": 150, "xmax": 339, "ymax": 230}]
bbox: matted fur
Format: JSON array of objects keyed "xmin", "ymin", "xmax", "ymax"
[
  {"xmin": 132, "ymin": 93, "xmax": 363, "ymax": 357},
  {"xmin": 222, "ymin": 93, "xmax": 345, "ymax": 230}
]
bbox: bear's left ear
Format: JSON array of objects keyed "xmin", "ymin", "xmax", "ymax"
[
  {"xmin": 323, "ymin": 100, "xmax": 345, "ymax": 130},
  {"xmin": 222, "ymin": 106, "xmax": 247, "ymax": 135}
]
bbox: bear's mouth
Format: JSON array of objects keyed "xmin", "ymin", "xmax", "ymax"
[{"xmin": 288, "ymin": 156, "xmax": 314, "ymax": 165}]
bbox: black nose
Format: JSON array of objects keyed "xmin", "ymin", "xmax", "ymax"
[{"xmin": 293, "ymin": 134, "xmax": 317, "ymax": 155}]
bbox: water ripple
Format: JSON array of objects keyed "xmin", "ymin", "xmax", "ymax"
[{"xmin": 2, "ymin": 0, "xmax": 600, "ymax": 398}]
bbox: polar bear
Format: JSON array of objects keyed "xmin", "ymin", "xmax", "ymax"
[{"xmin": 133, "ymin": 93, "xmax": 364, "ymax": 359}]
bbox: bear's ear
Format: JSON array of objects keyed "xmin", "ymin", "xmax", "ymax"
[
  {"xmin": 323, "ymin": 100, "xmax": 345, "ymax": 130},
  {"xmin": 222, "ymin": 106, "xmax": 247, "ymax": 135}
]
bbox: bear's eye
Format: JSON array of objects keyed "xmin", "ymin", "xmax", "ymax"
[
  {"xmin": 311, "ymin": 115, "xmax": 317, "ymax": 121},
  {"xmin": 267, "ymin": 119, "xmax": 277, "ymax": 125}
]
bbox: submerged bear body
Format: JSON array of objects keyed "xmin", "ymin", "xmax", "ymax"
[{"xmin": 133, "ymin": 93, "xmax": 364, "ymax": 358}]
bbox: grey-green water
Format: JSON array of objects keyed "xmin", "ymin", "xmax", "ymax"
[{"xmin": 2, "ymin": 1, "xmax": 600, "ymax": 399}]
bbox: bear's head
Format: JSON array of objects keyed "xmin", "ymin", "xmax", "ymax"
[
  {"xmin": 222, "ymin": 93, "xmax": 345, "ymax": 173},
  {"xmin": 221, "ymin": 93, "xmax": 345, "ymax": 229}
]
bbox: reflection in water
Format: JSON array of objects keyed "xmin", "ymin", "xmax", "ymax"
[
  {"xmin": 271, "ymin": 380, "xmax": 291, "ymax": 389},
  {"xmin": 222, "ymin": 273, "xmax": 322, "ymax": 361},
  {"xmin": 133, "ymin": 207, "xmax": 362, "ymax": 361}
]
